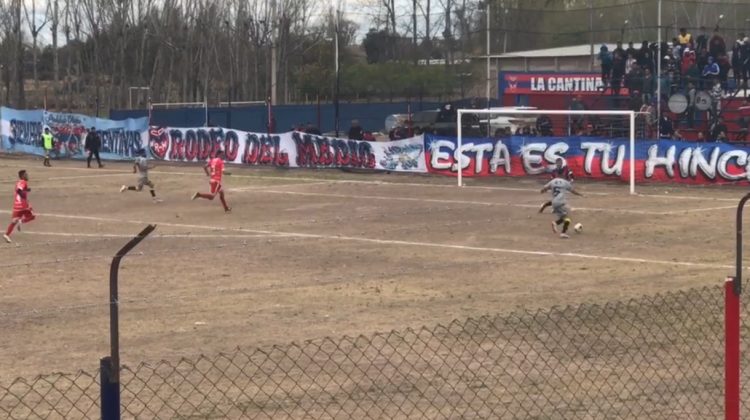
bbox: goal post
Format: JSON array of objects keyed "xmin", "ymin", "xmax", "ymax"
[{"xmin": 456, "ymin": 109, "xmax": 637, "ymax": 194}]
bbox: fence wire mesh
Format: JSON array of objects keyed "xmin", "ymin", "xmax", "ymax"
[{"xmin": 1, "ymin": 285, "xmax": 748, "ymax": 419}]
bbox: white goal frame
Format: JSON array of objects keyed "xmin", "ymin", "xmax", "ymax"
[{"xmin": 457, "ymin": 109, "xmax": 636, "ymax": 194}]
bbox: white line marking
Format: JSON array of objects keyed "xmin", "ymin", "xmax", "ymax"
[
  {"xmin": 21, "ymin": 231, "xmax": 279, "ymax": 239},
  {"xmin": 660, "ymin": 205, "xmax": 737, "ymax": 214},
  {"xmin": 242, "ymin": 189, "xmax": 698, "ymax": 216},
  {"xmin": 230, "ymin": 181, "xmax": 331, "ymax": 192},
  {"xmin": 54, "ymin": 173, "xmax": 130, "ymax": 180},
  {"xmin": 0, "ymin": 209, "xmax": 732, "ymax": 270}
]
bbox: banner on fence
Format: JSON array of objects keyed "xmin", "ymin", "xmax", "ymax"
[
  {"xmin": 148, "ymin": 127, "xmax": 428, "ymax": 173},
  {"xmin": 425, "ymin": 134, "xmax": 750, "ymax": 184},
  {"xmin": 0, "ymin": 107, "xmax": 148, "ymax": 160}
]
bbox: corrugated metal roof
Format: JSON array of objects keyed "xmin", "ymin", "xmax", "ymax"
[{"xmin": 482, "ymin": 43, "xmax": 619, "ymax": 59}]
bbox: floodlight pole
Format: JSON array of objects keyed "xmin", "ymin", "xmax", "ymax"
[
  {"xmin": 486, "ymin": 1, "xmax": 491, "ymax": 108},
  {"xmin": 656, "ymin": 0, "xmax": 662, "ymax": 139}
]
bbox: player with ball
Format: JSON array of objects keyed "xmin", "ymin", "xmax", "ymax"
[{"xmin": 540, "ymin": 174, "xmax": 584, "ymax": 239}]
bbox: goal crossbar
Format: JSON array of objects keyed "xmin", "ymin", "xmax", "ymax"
[{"xmin": 456, "ymin": 109, "xmax": 636, "ymax": 194}]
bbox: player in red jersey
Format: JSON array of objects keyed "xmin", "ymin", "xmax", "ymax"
[
  {"xmin": 4, "ymin": 170, "xmax": 36, "ymax": 243},
  {"xmin": 191, "ymin": 150, "xmax": 231, "ymax": 212}
]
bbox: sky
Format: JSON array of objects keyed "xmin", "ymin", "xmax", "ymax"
[{"xmin": 26, "ymin": 0, "xmax": 429, "ymax": 46}]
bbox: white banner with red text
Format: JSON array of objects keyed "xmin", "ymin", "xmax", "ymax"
[{"xmin": 147, "ymin": 127, "xmax": 427, "ymax": 173}]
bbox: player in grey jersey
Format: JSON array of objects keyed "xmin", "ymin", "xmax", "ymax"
[
  {"xmin": 120, "ymin": 149, "xmax": 161, "ymax": 202},
  {"xmin": 540, "ymin": 176, "xmax": 583, "ymax": 239}
]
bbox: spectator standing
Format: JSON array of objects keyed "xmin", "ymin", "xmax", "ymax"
[
  {"xmin": 671, "ymin": 38, "xmax": 682, "ymax": 62},
  {"xmin": 682, "ymin": 49, "xmax": 698, "ymax": 85},
  {"xmin": 697, "ymin": 131, "xmax": 706, "ymax": 141},
  {"xmin": 695, "ymin": 27, "xmax": 709, "ymax": 53},
  {"xmin": 628, "ymin": 90, "xmax": 643, "ymax": 112},
  {"xmin": 742, "ymin": 37, "xmax": 750, "ymax": 90},
  {"xmin": 702, "ymin": 56, "xmax": 720, "ymax": 84},
  {"xmin": 437, "ymin": 103, "xmax": 455, "ymax": 123},
  {"xmin": 685, "ymin": 55, "xmax": 701, "ymax": 90},
  {"xmin": 626, "ymin": 41, "xmax": 637, "ymax": 58},
  {"xmin": 710, "ymin": 117, "xmax": 728, "ymax": 141},
  {"xmin": 84, "ymin": 127, "xmax": 103, "ymax": 168},
  {"xmin": 718, "ymin": 53, "xmax": 731, "ymax": 88},
  {"xmin": 611, "ymin": 51, "xmax": 626, "ymax": 96},
  {"xmin": 347, "ymin": 119, "xmax": 365, "ymax": 140},
  {"xmin": 536, "ymin": 115, "xmax": 553, "ymax": 136},
  {"xmin": 737, "ymin": 115, "xmax": 749, "ymax": 142},
  {"xmin": 709, "ymin": 29, "xmax": 727, "ymax": 58},
  {"xmin": 641, "ymin": 67, "xmax": 655, "ymax": 105},
  {"xmin": 686, "ymin": 82, "xmax": 697, "ymax": 128},
  {"xmin": 569, "ymin": 96, "xmax": 586, "ymax": 134},
  {"xmin": 738, "ymin": 99, "xmax": 750, "ymax": 141},
  {"xmin": 625, "ymin": 61, "xmax": 643, "ymax": 92},
  {"xmin": 709, "ymin": 78, "xmax": 723, "ymax": 118},
  {"xmin": 732, "ymin": 36, "xmax": 745, "ymax": 87},
  {"xmin": 613, "ymin": 41, "xmax": 625, "ymax": 59},
  {"xmin": 305, "ymin": 123, "xmax": 322, "ymax": 135},
  {"xmin": 659, "ymin": 115, "xmax": 674, "ymax": 139},
  {"xmin": 678, "ymin": 28, "xmax": 692, "ymax": 49},
  {"xmin": 637, "ymin": 41, "xmax": 653, "ymax": 72},
  {"xmin": 598, "ymin": 45, "xmax": 613, "ymax": 90},
  {"xmin": 625, "ymin": 53, "xmax": 637, "ymax": 74}
]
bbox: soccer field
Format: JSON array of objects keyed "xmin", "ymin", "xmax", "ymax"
[{"xmin": 0, "ymin": 155, "xmax": 740, "ymax": 379}]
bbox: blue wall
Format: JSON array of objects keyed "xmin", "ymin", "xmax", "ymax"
[{"xmin": 111, "ymin": 101, "xmax": 455, "ymax": 133}]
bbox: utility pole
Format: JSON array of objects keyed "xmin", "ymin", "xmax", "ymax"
[
  {"xmin": 334, "ymin": 7, "xmax": 340, "ymax": 137},
  {"xmin": 486, "ymin": 0, "xmax": 491, "ymax": 107},
  {"xmin": 589, "ymin": 0, "xmax": 594, "ymax": 71},
  {"xmin": 412, "ymin": 0, "xmax": 418, "ymax": 65},
  {"xmin": 656, "ymin": 0, "xmax": 661, "ymax": 139},
  {"xmin": 270, "ymin": 0, "xmax": 278, "ymax": 105}
]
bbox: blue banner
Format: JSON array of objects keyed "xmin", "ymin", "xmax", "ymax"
[
  {"xmin": 1, "ymin": 107, "xmax": 148, "ymax": 160},
  {"xmin": 424, "ymin": 134, "xmax": 750, "ymax": 184}
]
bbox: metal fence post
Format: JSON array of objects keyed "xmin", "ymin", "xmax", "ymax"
[
  {"xmin": 727, "ymin": 193, "xmax": 750, "ymax": 420},
  {"xmin": 100, "ymin": 357, "xmax": 119, "ymax": 420},
  {"xmin": 101, "ymin": 225, "xmax": 156, "ymax": 420},
  {"xmin": 725, "ymin": 277, "xmax": 740, "ymax": 420}
]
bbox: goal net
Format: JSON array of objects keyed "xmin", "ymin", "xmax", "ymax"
[{"xmin": 455, "ymin": 108, "xmax": 650, "ymax": 194}]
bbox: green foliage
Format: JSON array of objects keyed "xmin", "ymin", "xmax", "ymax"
[
  {"xmin": 339, "ymin": 62, "xmax": 466, "ymax": 99},
  {"xmin": 294, "ymin": 63, "xmax": 333, "ymax": 97}
]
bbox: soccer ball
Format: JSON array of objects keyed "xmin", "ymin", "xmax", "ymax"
[{"xmin": 574, "ymin": 223, "xmax": 583, "ymax": 233}]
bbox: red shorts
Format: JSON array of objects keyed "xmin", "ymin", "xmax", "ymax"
[
  {"xmin": 12, "ymin": 208, "xmax": 35, "ymax": 223},
  {"xmin": 210, "ymin": 181, "xmax": 223, "ymax": 194}
]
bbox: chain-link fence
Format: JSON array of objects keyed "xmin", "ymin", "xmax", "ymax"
[{"xmin": 1, "ymin": 285, "xmax": 748, "ymax": 419}]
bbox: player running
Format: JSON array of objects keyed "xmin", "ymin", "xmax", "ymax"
[
  {"xmin": 540, "ymin": 175, "xmax": 583, "ymax": 239},
  {"xmin": 539, "ymin": 158, "xmax": 574, "ymax": 213},
  {"xmin": 191, "ymin": 150, "xmax": 231, "ymax": 212},
  {"xmin": 119, "ymin": 149, "xmax": 161, "ymax": 202},
  {"xmin": 4, "ymin": 170, "xmax": 36, "ymax": 243}
]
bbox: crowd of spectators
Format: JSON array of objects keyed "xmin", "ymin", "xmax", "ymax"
[{"xmin": 593, "ymin": 27, "xmax": 750, "ymax": 141}]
